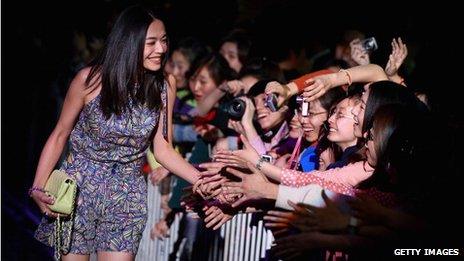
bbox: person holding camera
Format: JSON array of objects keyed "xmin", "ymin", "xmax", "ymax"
[
  {"xmin": 264, "ymin": 64, "xmax": 388, "ymax": 107},
  {"xmin": 226, "ymin": 80, "xmax": 291, "ymax": 159}
]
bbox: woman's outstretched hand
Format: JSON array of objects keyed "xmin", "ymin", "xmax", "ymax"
[
  {"xmin": 222, "ymin": 162, "xmax": 274, "ymax": 208},
  {"xmin": 385, "ymin": 37, "xmax": 408, "ymax": 77},
  {"xmin": 213, "ymin": 134, "xmax": 260, "ymax": 168}
]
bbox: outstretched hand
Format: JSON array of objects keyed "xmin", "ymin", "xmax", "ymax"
[
  {"xmin": 203, "ymin": 205, "xmax": 235, "ymax": 230},
  {"xmin": 213, "ymin": 134, "xmax": 260, "ymax": 168},
  {"xmin": 288, "ymin": 190, "xmax": 350, "ymax": 233},
  {"xmin": 222, "ymin": 162, "xmax": 273, "ymax": 208},
  {"xmin": 385, "ymin": 37, "xmax": 408, "ymax": 77},
  {"xmin": 301, "ymin": 73, "xmax": 335, "ymax": 102},
  {"xmin": 348, "ymin": 193, "xmax": 387, "ymax": 226}
]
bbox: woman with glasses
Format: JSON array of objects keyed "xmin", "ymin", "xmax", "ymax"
[
  {"xmin": 202, "ymin": 65, "xmax": 428, "ymax": 229},
  {"xmin": 325, "ymin": 93, "xmax": 365, "ymax": 170},
  {"xmin": 297, "ymin": 86, "xmax": 345, "ymax": 171},
  {"xmin": 211, "ymin": 67, "xmax": 426, "ymax": 205}
]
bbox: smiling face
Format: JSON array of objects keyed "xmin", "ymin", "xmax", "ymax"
[
  {"xmin": 143, "ymin": 19, "xmax": 168, "ymax": 72},
  {"xmin": 170, "ymin": 50, "xmax": 190, "ymax": 88},
  {"xmin": 352, "ymin": 88, "xmax": 369, "ymax": 138},
  {"xmin": 253, "ymin": 93, "xmax": 286, "ymax": 131},
  {"xmin": 189, "ymin": 66, "xmax": 217, "ymax": 102},
  {"xmin": 298, "ymin": 99, "xmax": 328, "ymax": 143},
  {"xmin": 327, "ymin": 98, "xmax": 357, "ymax": 151},
  {"xmin": 220, "ymin": 41, "xmax": 241, "ymax": 73}
]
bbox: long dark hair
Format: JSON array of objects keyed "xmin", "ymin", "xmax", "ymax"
[
  {"xmin": 86, "ymin": 5, "xmax": 168, "ymax": 118},
  {"xmin": 358, "ymin": 104, "xmax": 429, "ymax": 193},
  {"xmin": 362, "ymin": 81, "xmax": 428, "ymax": 135}
]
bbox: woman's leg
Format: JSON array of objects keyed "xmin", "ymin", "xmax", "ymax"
[
  {"xmin": 62, "ymin": 253, "xmax": 90, "ymax": 261},
  {"xmin": 97, "ymin": 251, "xmax": 134, "ymax": 261}
]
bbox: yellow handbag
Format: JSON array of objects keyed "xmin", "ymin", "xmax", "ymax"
[
  {"xmin": 44, "ymin": 170, "xmax": 78, "ymax": 260},
  {"xmin": 44, "ymin": 170, "xmax": 77, "ymax": 215}
]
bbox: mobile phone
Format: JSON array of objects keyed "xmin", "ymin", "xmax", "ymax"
[{"xmin": 265, "ymin": 94, "xmax": 278, "ymax": 112}]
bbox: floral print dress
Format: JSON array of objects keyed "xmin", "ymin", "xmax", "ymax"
[{"xmin": 35, "ymin": 83, "xmax": 167, "ymax": 255}]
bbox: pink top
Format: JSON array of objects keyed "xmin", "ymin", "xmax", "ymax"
[
  {"xmin": 278, "ymin": 161, "xmax": 397, "ymax": 207},
  {"xmin": 281, "ymin": 161, "xmax": 374, "ymax": 188},
  {"xmin": 248, "ymin": 122, "xmax": 289, "ymax": 155}
]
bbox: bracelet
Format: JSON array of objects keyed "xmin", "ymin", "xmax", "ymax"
[
  {"xmin": 339, "ymin": 69, "xmax": 353, "ymax": 86},
  {"xmin": 28, "ymin": 186, "xmax": 45, "ymax": 197}
]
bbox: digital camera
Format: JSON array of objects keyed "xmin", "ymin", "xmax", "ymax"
[
  {"xmin": 226, "ymin": 98, "xmax": 246, "ymax": 120},
  {"xmin": 296, "ymin": 96, "xmax": 309, "ymax": 116},
  {"xmin": 265, "ymin": 94, "xmax": 278, "ymax": 112},
  {"xmin": 361, "ymin": 37, "xmax": 378, "ymax": 52}
]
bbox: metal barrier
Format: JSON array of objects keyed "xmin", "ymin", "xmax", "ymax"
[{"xmin": 137, "ymin": 182, "xmax": 274, "ymax": 261}]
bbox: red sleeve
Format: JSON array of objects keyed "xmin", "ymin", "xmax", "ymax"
[{"xmin": 291, "ymin": 69, "xmax": 334, "ymax": 93}]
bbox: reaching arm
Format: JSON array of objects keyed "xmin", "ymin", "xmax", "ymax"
[
  {"xmin": 153, "ymin": 75, "xmax": 200, "ymax": 184},
  {"xmin": 266, "ymin": 64, "xmax": 389, "ymax": 106},
  {"xmin": 280, "ymin": 161, "xmax": 374, "ymax": 188},
  {"xmin": 300, "ymin": 64, "xmax": 389, "ymax": 102}
]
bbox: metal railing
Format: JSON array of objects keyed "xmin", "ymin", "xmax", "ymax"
[{"xmin": 137, "ymin": 182, "xmax": 274, "ymax": 261}]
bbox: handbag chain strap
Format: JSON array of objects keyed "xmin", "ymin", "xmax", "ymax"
[{"xmin": 53, "ymin": 181, "xmax": 77, "ymax": 261}]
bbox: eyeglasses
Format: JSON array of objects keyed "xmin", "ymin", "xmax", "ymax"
[
  {"xmin": 329, "ymin": 108, "xmax": 354, "ymax": 120},
  {"xmin": 307, "ymin": 111, "xmax": 327, "ymax": 117},
  {"xmin": 366, "ymin": 128, "xmax": 374, "ymax": 141}
]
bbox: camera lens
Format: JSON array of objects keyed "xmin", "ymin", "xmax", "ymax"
[
  {"xmin": 227, "ymin": 98, "xmax": 246, "ymax": 120},
  {"xmin": 232, "ymin": 101, "xmax": 242, "ymax": 111}
]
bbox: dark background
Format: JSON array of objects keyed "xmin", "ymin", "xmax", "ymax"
[{"xmin": 2, "ymin": 0, "xmax": 462, "ymax": 259}]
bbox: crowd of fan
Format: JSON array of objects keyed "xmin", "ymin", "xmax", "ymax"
[{"xmin": 144, "ymin": 29, "xmax": 460, "ymax": 260}]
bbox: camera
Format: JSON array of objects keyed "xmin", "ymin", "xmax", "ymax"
[
  {"xmin": 265, "ymin": 94, "xmax": 278, "ymax": 112},
  {"xmin": 361, "ymin": 37, "xmax": 378, "ymax": 53},
  {"xmin": 226, "ymin": 97, "xmax": 246, "ymax": 120},
  {"xmin": 296, "ymin": 96, "xmax": 309, "ymax": 116}
]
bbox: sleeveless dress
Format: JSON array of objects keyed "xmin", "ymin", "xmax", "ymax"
[{"xmin": 35, "ymin": 83, "xmax": 167, "ymax": 254}]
